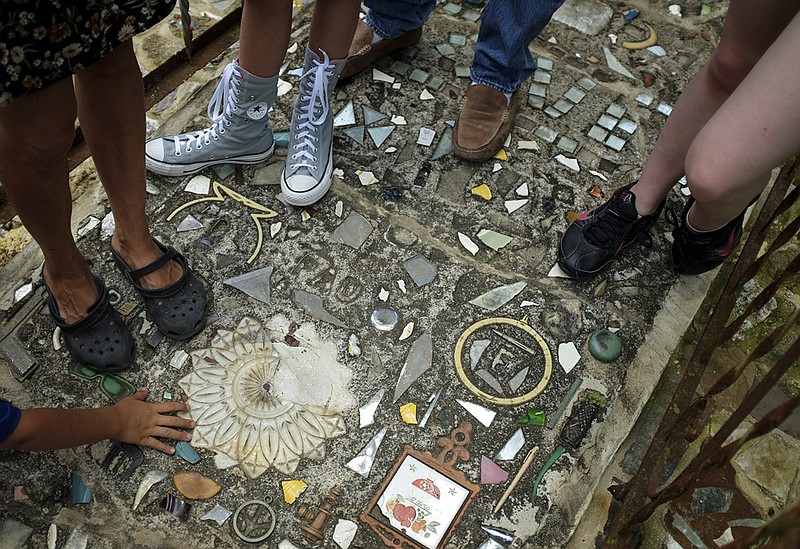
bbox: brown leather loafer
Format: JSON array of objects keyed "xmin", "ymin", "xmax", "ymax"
[
  {"xmin": 453, "ymin": 85, "xmax": 519, "ymax": 161},
  {"xmin": 339, "ymin": 19, "xmax": 423, "ymax": 80}
]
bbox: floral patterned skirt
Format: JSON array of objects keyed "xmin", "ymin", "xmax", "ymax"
[{"xmin": 0, "ymin": 0, "xmax": 174, "ymax": 108}]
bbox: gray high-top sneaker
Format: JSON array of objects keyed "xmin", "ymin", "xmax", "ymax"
[
  {"xmin": 281, "ymin": 48, "xmax": 346, "ymax": 206},
  {"xmin": 146, "ymin": 61, "xmax": 278, "ymax": 176}
]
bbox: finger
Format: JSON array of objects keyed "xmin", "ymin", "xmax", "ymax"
[
  {"xmin": 132, "ymin": 388, "xmax": 149, "ymax": 402},
  {"xmin": 153, "ymin": 401, "xmax": 191, "ymax": 414},
  {"xmin": 158, "ymin": 415, "xmax": 196, "ymax": 429},
  {"xmin": 140, "ymin": 436, "xmax": 175, "ymax": 454},
  {"xmin": 151, "ymin": 426, "xmax": 193, "ymax": 442}
]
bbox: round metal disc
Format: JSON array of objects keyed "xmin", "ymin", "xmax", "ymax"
[{"xmin": 232, "ymin": 499, "xmax": 276, "ymax": 543}]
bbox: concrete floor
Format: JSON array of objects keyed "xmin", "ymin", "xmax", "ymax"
[{"xmin": 0, "ymin": 0, "xmax": 737, "ymax": 547}]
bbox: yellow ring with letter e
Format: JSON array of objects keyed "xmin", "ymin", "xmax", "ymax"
[{"xmin": 453, "ymin": 317, "xmax": 553, "ymax": 406}]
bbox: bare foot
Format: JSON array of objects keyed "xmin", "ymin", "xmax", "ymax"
[
  {"xmin": 111, "ymin": 234, "xmax": 182, "ymax": 290},
  {"xmin": 43, "ymin": 265, "xmax": 99, "ymax": 325}
]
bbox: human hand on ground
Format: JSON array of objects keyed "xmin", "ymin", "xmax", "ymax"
[{"xmin": 112, "ymin": 389, "xmax": 195, "ymax": 454}]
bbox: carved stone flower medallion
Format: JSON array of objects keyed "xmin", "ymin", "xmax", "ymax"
[{"xmin": 179, "ymin": 317, "xmax": 347, "ymax": 478}]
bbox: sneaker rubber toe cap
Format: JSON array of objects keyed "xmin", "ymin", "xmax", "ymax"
[{"xmin": 145, "ymin": 138, "xmax": 166, "ymax": 162}]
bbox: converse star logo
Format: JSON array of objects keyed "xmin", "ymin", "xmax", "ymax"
[{"xmin": 247, "ymin": 102, "xmax": 269, "ymax": 120}]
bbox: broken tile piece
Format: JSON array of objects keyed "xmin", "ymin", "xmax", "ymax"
[
  {"xmin": 431, "ymin": 127, "xmax": 453, "ymax": 160},
  {"xmin": 476, "ymin": 229, "xmax": 513, "ymax": 251},
  {"xmin": 356, "ymin": 169, "xmax": 378, "ymax": 186},
  {"xmin": 409, "ymin": 69, "xmax": 428, "ymax": 83},
  {"xmin": 281, "ymin": 479, "xmax": 308, "ymax": 504},
  {"xmin": 534, "ymin": 125, "xmax": 558, "ymax": 143},
  {"xmin": 372, "ymin": 68, "xmax": 395, "ymax": 83},
  {"xmin": 588, "ymin": 125, "xmax": 609, "ymax": 142},
  {"xmin": 555, "ymin": 154, "xmax": 580, "ymax": 172},
  {"xmin": 476, "ymin": 369, "xmax": 503, "ymax": 393},
  {"xmin": 597, "ymin": 114, "xmax": 619, "ymax": 131},
  {"xmin": 509, "ymin": 367, "xmax": 529, "ymax": 392},
  {"xmin": 603, "ymin": 46, "xmax": 635, "ymax": 78},
  {"xmin": 184, "ymin": 175, "xmax": 211, "ymax": 195},
  {"xmin": 368, "ymin": 126, "xmax": 395, "ymax": 148},
  {"xmin": 393, "ymin": 332, "xmax": 433, "ymax": 402},
  {"xmin": 517, "ymin": 141, "xmax": 538, "ymax": 151},
  {"xmin": 342, "ymin": 125, "xmax": 365, "ymax": 145},
  {"xmin": 332, "ymin": 211, "xmax": 373, "ymax": 249},
  {"xmin": 495, "ymin": 429, "xmax": 525, "ymax": 460},
  {"xmin": 657, "ymin": 102, "xmax": 674, "ymax": 116},
  {"xmin": 493, "ymin": 148, "xmax": 508, "ymax": 161},
  {"xmin": 469, "ymin": 281, "xmax": 527, "ymax": 311},
  {"xmin": 390, "ymin": 115, "xmax": 407, "ymax": 125},
  {"xmin": 333, "ymin": 519, "xmax": 358, "ymax": 549},
  {"xmin": 362, "ymin": 105, "xmax": 388, "ymax": 125},
  {"xmin": 333, "ymin": 101, "xmax": 355, "ymax": 127},
  {"xmin": 558, "ymin": 342, "xmax": 581, "ymax": 373},
  {"xmin": 0, "ymin": 519, "xmax": 33, "ymax": 547},
  {"xmin": 161, "ymin": 494, "xmax": 191, "ymax": 521},
  {"xmin": 457, "ymin": 399, "xmax": 496, "ymax": 427},
  {"xmin": 455, "ymin": 65, "xmax": 470, "ymax": 78},
  {"xmin": 13, "ymin": 283, "xmax": 32, "ymax": 303},
  {"xmin": 403, "ymin": 255, "xmax": 437, "ymax": 287},
  {"xmin": 436, "ymin": 43, "xmax": 456, "ymax": 56},
  {"xmin": 564, "ymin": 87, "xmax": 586, "ymax": 103},
  {"xmin": 175, "ymin": 441, "xmax": 200, "ymax": 464},
  {"xmin": 399, "ymin": 322, "xmax": 415, "ymax": 341},
  {"xmin": 200, "ymin": 504, "xmax": 232, "ymax": 526},
  {"xmin": 469, "ymin": 339, "xmax": 490, "ymax": 369},
  {"xmin": 177, "ymin": 214, "xmax": 203, "ymax": 232},
  {"xmin": 549, "ymin": 263, "xmax": 572, "ymax": 278},
  {"xmin": 417, "ymin": 127, "xmax": 436, "ymax": 146},
  {"xmin": 293, "ymin": 290, "xmax": 348, "ymax": 328},
  {"xmin": 471, "ymin": 183, "xmax": 493, "ymax": 200},
  {"xmin": 635, "ymin": 92, "xmax": 654, "ymax": 106},
  {"xmin": 133, "ymin": 470, "xmax": 169, "ymax": 510},
  {"xmin": 605, "ymin": 135, "xmax": 626, "ymax": 152},
  {"xmin": 359, "ymin": 389, "xmax": 386, "ymax": 428},
  {"xmin": 400, "ymin": 402, "xmax": 418, "ymax": 424},
  {"xmin": 223, "ymin": 266, "xmax": 274, "ymax": 304},
  {"xmin": 556, "ymin": 136, "xmax": 579, "ymax": 154},
  {"xmin": 504, "ymin": 199, "xmax": 528, "ymax": 214},
  {"xmin": 345, "ymin": 427, "xmax": 387, "ymax": 478},
  {"xmin": 458, "ymin": 232, "xmax": 479, "ymax": 255},
  {"xmin": 480, "ymin": 456, "xmax": 509, "ymax": 485},
  {"xmin": 173, "ymin": 471, "xmax": 221, "ymax": 501}
]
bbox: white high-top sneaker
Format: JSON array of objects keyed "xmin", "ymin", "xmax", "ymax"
[
  {"xmin": 146, "ymin": 61, "xmax": 278, "ymax": 176},
  {"xmin": 281, "ymin": 48, "xmax": 347, "ymax": 206}
]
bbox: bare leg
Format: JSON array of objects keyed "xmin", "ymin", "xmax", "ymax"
[
  {"xmin": 74, "ymin": 42, "xmax": 181, "ymax": 290},
  {"xmin": 630, "ymin": 0, "xmax": 799, "ymax": 215},
  {"xmin": 0, "ymin": 78, "xmax": 98, "ymax": 324},
  {"xmin": 238, "ymin": 0, "xmax": 293, "ymax": 76},
  {"xmin": 308, "ymin": 0, "xmax": 361, "ymax": 59},
  {"xmin": 684, "ymin": 10, "xmax": 800, "ymax": 230}
]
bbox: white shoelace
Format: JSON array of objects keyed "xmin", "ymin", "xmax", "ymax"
[
  {"xmin": 173, "ymin": 62, "xmax": 242, "ymax": 156},
  {"xmin": 290, "ymin": 51, "xmax": 335, "ymax": 171}
]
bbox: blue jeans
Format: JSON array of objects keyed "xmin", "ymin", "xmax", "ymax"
[{"xmin": 365, "ymin": 0, "xmax": 565, "ymax": 94}]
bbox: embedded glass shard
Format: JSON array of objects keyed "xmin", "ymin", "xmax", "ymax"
[
  {"xmin": 13, "ymin": 283, "xmax": 32, "ymax": 303},
  {"xmin": 71, "ymin": 474, "xmax": 93, "ymax": 504},
  {"xmin": 548, "ymin": 263, "xmax": 572, "ymax": 278},
  {"xmin": 224, "ymin": 266, "xmax": 274, "ymax": 304},
  {"xmin": 368, "ymin": 126, "xmax": 395, "ymax": 148},
  {"xmin": 547, "ymin": 378, "xmax": 583, "ymax": 429},
  {"xmin": 476, "ymin": 229, "xmax": 513, "ymax": 251},
  {"xmin": 564, "ymin": 87, "xmax": 586, "ymax": 104},
  {"xmin": 173, "ymin": 471, "xmax": 221, "ymax": 501},
  {"xmin": 418, "ymin": 388, "xmax": 442, "ymax": 428},
  {"xmin": 359, "ymin": 388, "xmax": 386, "ymax": 428},
  {"xmin": 177, "ymin": 214, "xmax": 204, "ymax": 232},
  {"xmin": 495, "ymin": 428, "xmax": 525, "ymax": 461},
  {"xmin": 617, "ymin": 119, "xmax": 637, "ymax": 134},
  {"xmin": 535, "ymin": 126, "xmax": 558, "ymax": 143},
  {"xmin": 390, "ymin": 115, "xmax": 407, "ymax": 125},
  {"xmin": 399, "ymin": 322, "xmax": 414, "ymax": 341},
  {"xmin": 431, "ymin": 127, "xmax": 453, "ymax": 160},
  {"xmin": 403, "ymin": 255, "xmax": 437, "ymax": 287},
  {"xmin": 170, "ymin": 350, "xmax": 189, "ymax": 369},
  {"xmin": 393, "ymin": 332, "xmax": 433, "ymax": 402},
  {"xmin": 509, "ymin": 367, "xmax": 529, "ymax": 392},
  {"xmin": 455, "ymin": 65, "xmax": 471, "ymax": 77},
  {"xmin": 371, "ymin": 308, "xmax": 399, "ymax": 331},
  {"xmin": 555, "ymin": 154, "xmax": 580, "ymax": 172},
  {"xmin": 417, "ymin": 127, "xmax": 436, "ymax": 146},
  {"xmin": 333, "ymin": 101, "xmax": 355, "ymax": 127},
  {"xmin": 476, "ymin": 369, "xmax": 503, "ymax": 393},
  {"xmin": 505, "ymin": 199, "xmax": 528, "ymax": 214},
  {"xmin": 362, "ymin": 105, "xmax": 388, "ymax": 125},
  {"xmin": 469, "ymin": 339, "xmax": 490, "ymax": 369},
  {"xmin": 293, "ymin": 290, "xmax": 348, "ymax": 328},
  {"xmin": 161, "ymin": 494, "xmax": 192, "ymax": 521},
  {"xmin": 342, "ymin": 125, "xmax": 365, "ymax": 145},
  {"xmin": 471, "ymin": 184, "xmax": 493, "ymax": 200},
  {"xmin": 458, "ymin": 232, "xmax": 479, "ymax": 255},
  {"xmin": 558, "ymin": 342, "xmax": 581, "ymax": 373},
  {"xmin": 436, "ymin": 43, "xmax": 456, "ymax": 56},
  {"xmin": 468, "ymin": 281, "xmax": 526, "ymax": 311},
  {"xmin": 372, "ymin": 68, "xmax": 395, "ymax": 83},
  {"xmin": 63, "ymin": 527, "xmax": 88, "ymax": 549},
  {"xmin": 378, "ymin": 287, "xmax": 389, "ymax": 302},
  {"xmin": 493, "ymin": 148, "xmax": 508, "ymax": 161},
  {"xmin": 179, "ymin": 318, "xmax": 348, "ymax": 478},
  {"xmin": 603, "ymin": 47, "xmax": 634, "ymax": 78},
  {"xmin": 348, "ymin": 334, "xmax": 362, "ymax": 357},
  {"xmin": 345, "ymin": 427, "xmax": 388, "ymax": 478},
  {"xmin": 332, "ymin": 211, "xmax": 373, "ymax": 249},
  {"xmin": 175, "ymin": 441, "xmax": 200, "ymax": 464},
  {"xmin": 270, "ymin": 222, "xmax": 282, "ymax": 238},
  {"xmin": 0, "ymin": 519, "xmax": 32, "ymax": 547},
  {"xmin": 515, "ymin": 182, "xmax": 529, "ymax": 196},
  {"xmin": 480, "ymin": 456, "xmax": 509, "ymax": 485},
  {"xmin": 635, "ymin": 93, "xmax": 654, "ymax": 106},
  {"xmin": 185, "ymin": 175, "xmax": 211, "ymax": 195},
  {"xmin": 657, "ymin": 102, "xmax": 673, "ymax": 116},
  {"xmin": 419, "ymin": 89, "xmax": 435, "ymax": 101},
  {"xmin": 450, "ymin": 33, "xmax": 467, "ymax": 46},
  {"xmin": 133, "ymin": 470, "xmax": 169, "ymax": 510},
  {"xmin": 200, "ymin": 504, "xmax": 233, "ymax": 526},
  {"xmin": 457, "ymin": 399, "xmax": 496, "ymax": 427}
]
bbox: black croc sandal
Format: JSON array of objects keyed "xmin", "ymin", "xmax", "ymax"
[
  {"xmin": 111, "ymin": 239, "xmax": 207, "ymax": 341},
  {"xmin": 45, "ymin": 276, "xmax": 135, "ymax": 373}
]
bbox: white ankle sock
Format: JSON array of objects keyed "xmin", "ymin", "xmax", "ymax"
[{"xmin": 685, "ymin": 207, "xmax": 719, "ymax": 234}]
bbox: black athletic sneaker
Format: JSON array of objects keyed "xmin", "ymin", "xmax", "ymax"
[
  {"xmin": 668, "ymin": 196, "xmax": 747, "ymax": 275},
  {"xmin": 557, "ymin": 182, "xmax": 665, "ymax": 279}
]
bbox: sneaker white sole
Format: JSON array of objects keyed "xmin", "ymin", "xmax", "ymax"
[
  {"xmin": 145, "ymin": 143, "xmax": 275, "ymax": 177},
  {"xmin": 280, "ymin": 150, "xmax": 334, "ymax": 207}
]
